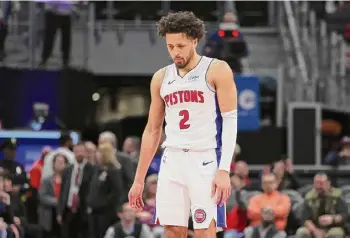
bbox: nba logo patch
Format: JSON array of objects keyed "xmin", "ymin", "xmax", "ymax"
[
  {"xmin": 194, "ymin": 209, "xmax": 206, "ymax": 223},
  {"xmin": 188, "ymin": 75, "xmax": 199, "ymax": 82}
]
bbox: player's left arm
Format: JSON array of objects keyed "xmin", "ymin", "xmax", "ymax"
[{"xmin": 210, "ymin": 60, "xmax": 238, "ymax": 172}]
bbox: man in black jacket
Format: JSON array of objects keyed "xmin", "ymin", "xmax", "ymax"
[
  {"xmin": 0, "ymin": 139, "xmax": 28, "ymax": 193},
  {"xmin": 57, "ymin": 142, "xmax": 93, "ymax": 238},
  {"xmin": 3, "ymin": 173, "xmax": 26, "ymax": 237},
  {"xmin": 98, "ymin": 131, "xmax": 135, "ymax": 201},
  {"xmin": 87, "ymin": 161, "xmax": 124, "ymax": 238}
]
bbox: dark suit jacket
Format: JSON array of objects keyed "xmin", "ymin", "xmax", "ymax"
[
  {"xmin": 9, "ymin": 192, "xmax": 26, "ymax": 226},
  {"xmin": 117, "ymin": 152, "xmax": 135, "ymax": 195},
  {"xmin": 57, "ymin": 162, "xmax": 93, "ymax": 220},
  {"xmin": 86, "ymin": 163, "xmax": 124, "ymax": 213}
]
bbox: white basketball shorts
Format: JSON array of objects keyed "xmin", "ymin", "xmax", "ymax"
[{"xmin": 152, "ymin": 148, "xmax": 226, "ymax": 229}]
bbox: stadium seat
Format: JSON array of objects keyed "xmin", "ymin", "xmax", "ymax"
[
  {"xmin": 298, "ymin": 184, "xmax": 313, "ymax": 197},
  {"xmin": 241, "ymin": 190, "xmax": 261, "ymax": 207},
  {"xmin": 281, "ymin": 190, "xmax": 304, "ymax": 207},
  {"xmin": 340, "ymin": 185, "xmax": 350, "ymax": 196}
]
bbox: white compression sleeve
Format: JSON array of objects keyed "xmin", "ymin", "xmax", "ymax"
[{"xmin": 219, "ymin": 110, "xmax": 238, "ymax": 172}]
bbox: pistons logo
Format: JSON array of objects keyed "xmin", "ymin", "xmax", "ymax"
[{"xmin": 194, "ymin": 209, "xmax": 206, "ymax": 223}]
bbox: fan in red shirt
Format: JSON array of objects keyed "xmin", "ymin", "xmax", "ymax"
[
  {"xmin": 225, "ymin": 161, "xmax": 251, "ymax": 237},
  {"xmin": 29, "ymin": 146, "xmax": 52, "ymax": 190}
]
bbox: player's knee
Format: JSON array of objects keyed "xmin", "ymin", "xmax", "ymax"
[
  {"xmin": 164, "ymin": 225, "xmax": 188, "ymax": 238},
  {"xmin": 194, "ymin": 219, "xmax": 216, "ymax": 238}
]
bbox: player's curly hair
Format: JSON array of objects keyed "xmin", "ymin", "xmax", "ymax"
[{"xmin": 157, "ymin": 11, "xmax": 206, "ymax": 40}]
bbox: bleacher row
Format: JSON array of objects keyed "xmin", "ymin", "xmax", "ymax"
[{"xmin": 93, "ymin": 1, "xmax": 269, "ymax": 26}]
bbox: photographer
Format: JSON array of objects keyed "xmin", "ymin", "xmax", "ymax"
[{"xmin": 203, "ymin": 12, "xmax": 248, "ymax": 73}]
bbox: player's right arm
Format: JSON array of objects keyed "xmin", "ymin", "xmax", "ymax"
[{"xmin": 134, "ymin": 68, "xmax": 166, "ymax": 184}]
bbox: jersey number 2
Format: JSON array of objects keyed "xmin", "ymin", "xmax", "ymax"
[{"xmin": 179, "ymin": 110, "xmax": 190, "ymax": 130}]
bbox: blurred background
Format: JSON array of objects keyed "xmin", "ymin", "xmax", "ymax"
[{"xmin": 0, "ymin": 1, "xmax": 349, "ymax": 238}]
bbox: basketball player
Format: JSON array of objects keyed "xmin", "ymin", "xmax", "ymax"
[{"xmin": 129, "ymin": 11, "xmax": 238, "ymax": 238}]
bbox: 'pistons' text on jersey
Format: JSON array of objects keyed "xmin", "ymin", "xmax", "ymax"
[
  {"xmin": 160, "ymin": 56, "xmax": 223, "ymax": 150},
  {"xmin": 163, "ymin": 90, "xmax": 205, "ymax": 107}
]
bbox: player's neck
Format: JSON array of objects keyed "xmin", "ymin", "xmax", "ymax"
[{"xmin": 178, "ymin": 53, "xmax": 202, "ymax": 75}]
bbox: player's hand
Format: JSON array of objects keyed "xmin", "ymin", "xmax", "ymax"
[
  {"xmin": 128, "ymin": 181, "xmax": 145, "ymax": 211},
  {"xmin": 211, "ymin": 170, "xmax": 231, "ymax": 207}
]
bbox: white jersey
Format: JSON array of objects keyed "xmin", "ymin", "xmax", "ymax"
[{"xmin": 160, "ymin": 56, "xmax": 222, "ymax": 150}]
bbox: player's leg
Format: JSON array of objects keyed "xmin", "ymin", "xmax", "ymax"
[
  {"xmin": 154, "ymin": 149, "xmax": 190, "ymax": 238},
  {"xmin": 187, "ymin": 150, "xmax": 226, "ymax": 238},
  {"xmin": 195, "ymin": 220, "xmax": 217, "ymax": 238},
  {"xmin": 164, "ymin": 225, "xmax": 188, "ymax": 238}
]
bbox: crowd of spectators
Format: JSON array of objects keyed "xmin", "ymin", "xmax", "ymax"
[
  {"xmin": 0, "ymin": 130, "xmax": 349, "ymax": 238},
  {"xmin": 225, "ymin": 157, "xmax": 350, "ymax": 238},
  {"xmin": 0, "ymin": 131, "xmax": 167, "ymax": 238}
]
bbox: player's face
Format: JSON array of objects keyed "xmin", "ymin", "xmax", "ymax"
[{"xmin": 165, "ymin": 33, "xmax": 197, "ymax": 69}]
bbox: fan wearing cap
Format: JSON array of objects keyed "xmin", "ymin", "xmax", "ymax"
[{"xmin": 0, "ymin": 138, "xmax": 27, "ymax": 193}]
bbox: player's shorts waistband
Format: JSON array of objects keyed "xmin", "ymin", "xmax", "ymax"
[{"xmin": 164, "ymin": 147, "xmax": 216, "ymax": 153}]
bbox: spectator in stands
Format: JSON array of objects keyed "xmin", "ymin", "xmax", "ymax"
[
  {"xmin": 246, "ymin": 173, "xmax": 291, "ymax": 236},
  {"xmin": 136, "ymin": 175, "xmax": 156, "ymax": 226},
  {"xmin": 27, "ymin": 146, "xmax": 52, "ymax": 224},
  {"xmin": 99, "ymin": 131, "xmax": 135, "ymax": 196},
  {"xmin": 85, "ymin": 141, "xmax": 97, "ymax": 165},
  {"xmin": 104, "ymin": 202, "xmax": 153, "ymax": 238},
  {"xmin": 227, "ymin": 160, "xmax": 256, "ymax": 214},
  {"xmin": 42, "ymin": 133, "xmax": 75, "ymax": 180},
  {"xmin": 87, "ymin": 142, "xmax": 124, "ymax": 238},
  {"xmin": 0, "ymin": 218, "xmax": 14, "ymax": 238},
  {"xmin": 38, "ymin": 153, "xmax": 68, "ymax": 238},
  {"xmin": 136, "ymin": 174, "xmax": 164, "ymax": 237},
  {"xmin": 39, "ymin": 1, "xmax": 74, "ymax": 68},
  {"xmin": 273, "ymin": 159, "xmax": 300, "ymax": 190},
  {"xmin": 27, "ymin": 102, "xmax": 59, "ymax": 131},
  {"xmin": 232, "ymin": 160, "xmax": 251, "ymax": 186},
  {"xmin": 4, "ymin": 173, "xmax": 26, "ymax": 237},
  {"xmin": 0, "ymin": 139, "xmax": 27, "ymax": 194},
  {"xmin": 122, "ymin": 136, "xmax": 141, "ymax": 163},
  {"xmin": 202, "ymin": 12, "xmax": 248, "ymax": 73},
  {"xmin": 29, "ymin": 146, "xmax": 52, "ymax": 191},
  {"xmin": 5, "ymin": 172, "xmax": 42, "ymax": 238},
  {"xmin": 296, "ymin": 173, "xmax": 347, "ymax": 238},
  {"xmin": 245, "ymin": 207, "xmax": 286, "ymax": 238},
  {"xmin": 57, "ymin": 142, "xmax": 93, "ymax": 238},
  {"xmin": 0, "ymin": 173, "xmax": 19, "ymax": 238},
  {"xmin": 325, "ymin": 136, "xmax": 350, "ymax": 166},
  {"xmin": 225, "ymin": 169, "xmax": 254, "ymax": 238}
]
